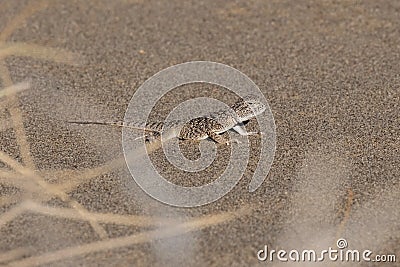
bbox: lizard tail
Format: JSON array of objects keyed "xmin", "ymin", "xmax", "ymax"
[
  {"xmin": 67, "ymin": 120, "xmax": 124, "ymax": 126},
  {"xmin": 66, "ymin": 120, "xmax": 159, "ymax": 132}
]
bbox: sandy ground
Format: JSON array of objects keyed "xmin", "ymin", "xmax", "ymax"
[{"xmin": 0, "ymin": 0, "xmax": 399, "ymax": 266}]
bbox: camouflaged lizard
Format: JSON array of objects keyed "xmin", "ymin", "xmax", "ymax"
[{"xmin": 68, "ymin": 94, "xmax": 266, "ymax": 145}]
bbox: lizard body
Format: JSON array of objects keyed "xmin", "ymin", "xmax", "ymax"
[{"xmin": 68, "ymin": 94, "xmax": 266, "ymax": 144}]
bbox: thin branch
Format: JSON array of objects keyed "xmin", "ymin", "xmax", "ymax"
[{"xmin": 8, "ymin": 206, "xmax": 252, "ymax": 267}]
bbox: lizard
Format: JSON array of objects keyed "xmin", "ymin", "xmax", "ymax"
[{"xmin": 67, "ymin": 94, "xmax": 266, "ymax": 145}]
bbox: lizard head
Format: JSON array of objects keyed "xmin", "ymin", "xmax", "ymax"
[{"xmin": 233, "ymin": 94, "xmax": 266, "ymax": 121}]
